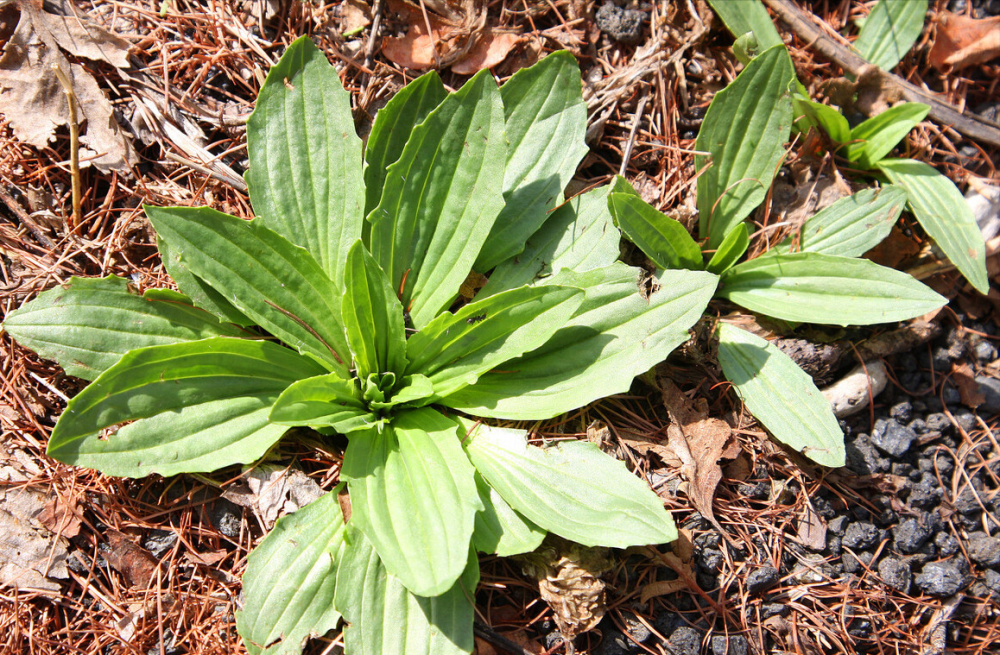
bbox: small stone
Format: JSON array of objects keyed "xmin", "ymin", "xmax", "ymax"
[
  {"xmin": 871, "ymin": 419, "xmax": 917, "ymax": 457},
  {"xmin": 974, "ymin": 340, "xmax": 997, "ymax": 364},
  {"xmin": 891, "ymin": 462, "xmax": 915, "ymax": 478},
  {"xmin": 711, "ymin": 635, "xmax": 749, "ymax": 655},
  {"xmin": 595, "ymin": 2, "xmax": 645, "ymax": 44},
  {"xmin": 975, "ymin": 376, "xmax": 1000, "ymax": 414},
  {"xmin": 747, "ymin": 566, "xmax": 780, "ymax": 594},
  {"xmin": 828, "ymin": 516, "xmax": 849, "ymax": 535},
  {"xmin": 925, "ymin": 413, "xmax": 951, "ymax": 432},
  {"xmin": 967, "ymin": 532, "xmax": 1000, "ymax": 568},
  {"xmin": 846, "ymin": 434, "xmax": 890, "ymax": 475},
  {"xmin": 890, "ymin": 401, "xmax": 913, "ymax": 423},
  {"xmin": 935, "ymin": 532, "xmax": 960, "ymax": 557},
  {"xmin": 142, "ymin": 530, "xmax": 178, "ymax": 559},
  {"xmin": 698, "ymin": 548, "xmax": 724, "ymax": 571},
  {"xmin": 892, "ymin": 518, "xmax": 930, "ymax": 554},
  {"xmin": 209, "ymin": 499, "xmax": 243, "ymax": 538},
  {"xmin": 952, "ymin": 409, "xmax": 977, "ymax": 433},
  {"xmin": 737, "ymin": 481, "xmax": 770, "ymax": 500},
  {"xmin": 842, "ymin": 550, "xmax": 874, "ymax": 574},
  {"xmin": 666, "ymin": 626, "xmax": 701, "ymax": 655},
  {"xmin": 954, "ymin": 486, "xmax": 984, "ymax": 515},
  {"xmin": 761, "ymin": 603, "xmax": 789, "ymax": 619},
  {"xmin": 825, "ymin": 535, "xmax": 843, "ymax": 557},
  {"xmin": 843, "ymin": 522, "xmax": 880, "ymax": 550},
  {"xmin": 878, "ymin": 557, "xmax": 912, "ymax": 593},
  {"xmin": 622, "ymin": 613, "xmax": 651, "ymax": 643},
  {"xmin": 908, "ymin": 475, "xmax": 944, "ymax": 510},
  {"xmin": 942, "ymin": 384, "xmax": 961, "ymax": 406},
  {"xmin": 594, "ymin": 630, "xmax": 630, "ymax": 655},
  {"xmin": 915, "ymin": 561, "xmax": 967, "ymax": 597},
  {"xmin": 984, "ymin": 569, "xmax": 1000, "ymax": 597}
]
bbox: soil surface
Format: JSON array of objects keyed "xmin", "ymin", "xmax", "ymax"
[{"xmin": 1, "ymin": 1, "xmax": 999, "ymax": 654}]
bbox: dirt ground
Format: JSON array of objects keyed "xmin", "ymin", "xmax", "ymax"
[{"xmin": 1, "ymin": 1, "xmax": 999, "ymax": 654}]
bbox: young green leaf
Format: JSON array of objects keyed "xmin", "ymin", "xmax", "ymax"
[
  {"xmin": 443, "ymin": 263, "xmax": 717, "ymax": 419},
  {"xmin": 404, "ymin": 285, "xmax": 584, "ymax": 400},
  {"xmin": 268, "ymin": 372, "xmax": 373, "ymax": 433},
  {"xmin": 696, "ymin": 45, "xmax": 795, "ymax": 248},
  {"xmin": 845, "ymin": 103, "xmax": 929, "ymax": 168},
  {"xmin": 47, "ymin": 337, "xmax": 326, "ymax": 477},
  {"xmin": 716, "ymin": 324, "xmax": 845, "ymax": 467},
  {"xmin": 719, "ymin": 252, "xmax": 947, "ymax": 325},
  {"xmin": 464, "ymin": 422, "xmax": 677, "ymax": 547},
  {"xmin": 877, "ymin": 158, "xmax": 988, "ymax": 294},
  {"xmin": 340, "ymin": 409, "xmax": 481, "ymax": 597},
  {"xmin": 369, "ymin": 69, "xmax": 506, "ymax": 328},
  {"xmin": 608, "ymin": 193, "xmax": 703, "ymax": 271},
  {"xmin": 472, "ymin": 472, "xmax": 546, "ymax": 557},
  {"xmin": 146, "ymin": 206, "xmax": 350, "ymax": 373},
  {"xmin": 246, "ymin": 36, "xmax": 363, "ymax": 288},
  {"xmin": 336, "ymin": 528, "xmax": 478, "ymax": 655},
  {"xmin": 766, "ymin": 186, "xmax": 905, "ymax": 257},
  {"xmin": 853, "ymin": 0, "xmax": 928, "ymax": 72},
  {"xmin": 342, "ymin": 241, "xmax": 408, "ymax": 379},
  {"xmin": 364, "ymin": 71, "xmax": 448, "ymax": 219},
  {"xmin": 237, "ymin": 489, "xmax": 347, "ymax": 655},
  {"xmin": 706, "ymin": 222, "xmax": 750, "ymax": 274},
  {"xmin": 706, "ymin": 0, "xmax": 784, "ymax": 50},
  {"xmin": 793, "ymin": 95, "xmax": 852, "ymax": 145},
  {"xmin": 481, "ymin": 183, "xmax": 621, "ymax": 296},
  {"xmin": 157, "ymin": 237, "xmax": 253, "ymax": 326},
  {"xmin": 2, "ymin": 275, "xmax": 244, "ymax": 381},
  {"xmin": 475, "ymin": 51, "xmax": 589, "ymax": 271}
]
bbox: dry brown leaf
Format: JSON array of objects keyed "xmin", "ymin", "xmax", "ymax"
[
  {"xmin": 796, "ymin": 501, "xmax": 827, "ymax": 551},
  {"xmin": 0, "ymin": 485, "xmax": 70, "ymax": 592},
  {"xmin": 339, "ymin": 0, "xmax": 371, "ymax": 35},
  {"xmin": 183, "ymin": 548, "xmax": 228, "ymax": 566},
  {"xmin": 639, "ymin": 578, "xmax": 688, "ymax": 603},
  {"xmin": 221, "ymin": 464, "xmax": 324, "ymax": 529},
  {"xmin": 38, "ymin": 494, "xmax": 83, "ymax": 538},
  {"xmin": 104, "ymin": 529, "xmax": 159, "ymax": 588},
  {"xmin": 660, "ymin": 379, "xmax": 739, "ymax": 537},
  {"xmin": 951, "ymin": 361, "xmax": 986, "ymax": 409},
  {"xmin": 929, "ymin": 12, "xmax": 1000, "ymax": 72},
  {"xmin": 451, "ymin": 28, "xmax": 524, "ymax": 75},
  {"xmin": 0, "ymin": 0, "xmax": 136, "ymax": 173},
  {"xmin": 618, "ymin": 429, "xmax": 676, "ymax": 463}
]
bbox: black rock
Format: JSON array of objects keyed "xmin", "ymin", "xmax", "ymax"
[
  {"xmin": 843, "ymin": 550, "xmax": 874, "ymax": 574},
  {"xmin": 595, "ymin": 2, "xmax": 645, "ymax": 44},
  {"xmin": 142, "ymin": 530, "xmax": 178, "ymax": 559},
  {"xmin": 761, "ymin": 603, "xmax": 790, "ymax": 619},
  {"xmin": 967, "ymin": 532, "xmax": 1000, "ymax": 568},
  {"xmin": 747, "ymin": 566, "xmax": 780, "ymax": 594},
  {"xmin": 878, "ymin": 557, "xmax": 912, "ymax": 594},
  {"xmin": 711, "ymin": 635, "xmax": 749, "ymax": 655},
  {"xmin": 915, "ymin": 561, "xmax": 967, "ymax": 596},
  {"xmin": 909, "ymin": 475, "xmax": 944, "ymax": 510},
  {"xmin": 891, "ymin": 462, "xmax": 915, "ymax": 478},
  {"xmin": 846, "ymin": 434, "xmax": 890, "ymax": 475},
  {"xmin": 825, "ymin": 535, "xmax": 843, "ymax": 557},
  {"xmin": 953, "ymin": 485, "xmax": 984, "ymax": 515},
  {"xmin": 847, "ymin": 618, "xmax": 873, "ymax": 639},
  {"xmin": 892, "ymin": 518, "xmax": 931, "ymax": 554},
  {"xmin": 843, "ymin": 522, "xmax": 880, "ymax": 550},
  {"xmin": 595, "ymin": 629, "xmax": 634, "ymax": 655},
  {"xmin": 974, "ymin": 340, "xmax": 997, "ymax": 364},
  {"xmin": 935, "ymin": 532, "xmax": 960, "ymax": 557},
  {"xmin": 925, "ymin": 413, "xmax": 951, "ymax": 433},
  {"xmin": 622, "ymin": 613, "xmax": 652, "ymax": 644},
  {"xmin": 976, "ymin": 376, "xmax": 1000, "ymax": 414},
  {"xmin": 208, "ymin": 499, "xmax": 243, "ymax": 538},
  {"xmin": 828, "ymin": 516, "xmax": 849, "ymax": 535},
  {"xmin": 984, "ymin": 569, "xmax": 1000, "ymax": 597},
  {"xmin": 871, "ymin": 419, "xmax": 917, "ymax": 457},
  {"xmin": 738, "ymin": 481, "xmax": 770, "ymax": 500},
  {"xmin": 942, "ymin": 384, "xmax": 961, "ymax": 406},
  {"xmin": 953, "ymin": 409, "xmax": 977, "ymax": 433},
  {"xmin": 698, "ymin": 548, "xmax": 724, "ymax": 571},
  {"xmin": 665, "ymin": 626, "xmax": 702, "ymax": 655},
  {"xmin": 890, "ymin": 401, "xmax": 913, "ymax": 423}
]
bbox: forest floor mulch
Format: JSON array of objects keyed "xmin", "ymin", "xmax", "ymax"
[{"xmin": 1, "ymin": 1, "xmax": 999, "ymax": 654}]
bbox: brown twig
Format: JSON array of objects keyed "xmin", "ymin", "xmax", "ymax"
[
  {"xmin": 761, "ymin": 0, "xmax": 1000, "ymax": 148},
  {"xmin": 50, "ymin": 64, "xmax": 83, "ymax": 231}
]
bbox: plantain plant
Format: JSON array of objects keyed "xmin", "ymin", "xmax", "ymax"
[{"xmin": 3, "ymin": 38, "xmax": 720, "ymax": 654}]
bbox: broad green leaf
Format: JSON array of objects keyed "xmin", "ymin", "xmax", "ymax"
[
  {"xmin": 343, "ymin": 241, "xmax": 408, "ymax": 379},
  {"xmin": 481, "ymin": 183, "xmax": 620, "ymax": 296},
  {"xmin": 472, "ymin": 472, "xmax": 546, "ymax": 557},
  {"xmin": 336, "ymin": 528, "xmax": 477, "ymax": 655},
  {"xmin": 845, "ymin": 103, "xmax": 929, "ymax": 168},
  {"xmin": 157, "ymin": 237, "xmax": 253, "ymax": 325},
  {"xmin": 877, "ymin": 158, "xmax": 988, "ymax": 294},
  {"xmin": 443, "ymin": 263, "xmax": 717, "ymax": 419},
  {"xmin": 404, "ymin": 285, "xmax": 583, "ymax": 400},
  {"xmin": 341, "ymin": 408, "xmax": 481, "ymax": 596},
  {"xmin": 719, "ymin": 252, "xmax": 947, "ymax": 325},
  {"xmin": 237, "ymin": 489, "xmax": 347, "ymax": 655},
  {"xmin": 766, "ymin": 186, "xmax": 905, "ymax": 257},
  {"xmin": 2, "ymin": 275, "xmax": 243, "ymax": 381},
  {"xmin": 716, "ymin": 324, "xmax": 845, "ymax": 467},
  {"xmin": 696, "ymin": 46, "xmax": 795, "ymax": 248},
  {"xmin": 793, "ymin": 95, "xmax": 852, "ymax": 145},
  {"xmin": 706, "ymin": 222, "xmax": 750, "ymax": 274},
  {"xmin": 146, "ymin": 206, "xmax": 350, "ymax": 373},
  {"xmin": 369, "ymin": 70, "xmax": 505, "ymax": 328},
  {"xmin": 475, "ymin": 51, "xmax": 589, "ymax": 271},
  {"xmin": 706, "ymin": 0, "xmax": 784, "ymax": 50},
  {"xmin": 464, "ymin": 422, "xmax": 677, "ymax": 547},
  {"xmin": 370, "ymin": 374, "xmax": 435, "ymax": 410},
  {"xmin": 608, "ymin": 193, "xmax": 702, "ymax": 271},
  {"xmin": 47, "ymin": 337, "xmax": 326, "ymax": 477},
  {"xmin": 364, "ymin": 72, "xmax": 448, "ymax": 220},
  {"xmin": 246, "ymin": 36, "xmax": 364, "ymax": 287},
  {"xmin": 269, "ymin": 372, "xmax": 373, "ymax": 433},
  {"xmin": 853, "ymin": 0, "xmax": 928, "ymax": 71}
]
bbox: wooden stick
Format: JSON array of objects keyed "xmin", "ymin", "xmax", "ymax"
[
  {"xmin": 761, "ymin": 0, "xmax": 1000, "ymax": 148},
  {"xmin": 51, "ymin": 63, "xmax": 83, "ymax": 231}
]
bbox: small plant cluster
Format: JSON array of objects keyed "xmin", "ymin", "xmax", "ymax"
[{"xmin": 3, "ymin": 8, "xmax": 976, "ymax": 651}]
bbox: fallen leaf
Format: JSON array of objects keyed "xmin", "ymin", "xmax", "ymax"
[
  {"xmin": 0, "ymin": 485, "xmax": 70, "ymax": 592},
  {"xmin": 640, "ymin": 550, "xmax": 696, "ymax": 602},
  {"xmin": 104, "ymin": 529, "xmax": 159, "ymax": 588},
  {"xmin": 221, "ymin": 464, "xmax": 324, "ymax": 529},
  {"xmin": 0, "ymin": 0, "xmax": 136, "ymax": 173},
  {"xmin": 796, "ymin": 501, "xmax": 827, "ymax": 551},
  {"xmin": 952, "ymin": 361, "xmax": 985, "ymax": 409},
  {"xmin": 929, "ymin": 12, "xmax": 1000, "ymax": 71},
  {"xmin": 639, "ymin": 578, "xmax": 688, "ymax": 603},
  {"xmin": 38, "ymin": 494, "xmax": 83, "ymax": 538},
  {"xmin": 865, "ymin": 226, "xmax": 921, "ymax": 269},
  {"xmin": 451, "ymin": 28, "xmax": 523, "ymax": 75},
  {"xmin": 660, "ymin": 379, "xmax": 740, "ymax": 538},
  {"xmin": 183, "ymin": 548, "xmax": 228, "ymax": 566},
  {"xmin": 586, "ymin": 420, "xmax": 615, "ymax": 454},
  {"xmin": 339, "ymin": 0, "xmax": 371, "ymax": 36},
  {"xmin": 618, "ymin": 428, "xmax": 675, "ymax": 462}
]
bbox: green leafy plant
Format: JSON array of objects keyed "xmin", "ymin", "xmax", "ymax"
[
  {"xmin": 3, "ymin": 38, "xmax": 720, "ymax": 654},
  {"xmin": 707, "ymin": 0, "xmax": 988, "ymax": 295},
  {"xmin": 608, "ymin": 44, "xmax": 948, "ymax": 468}
]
